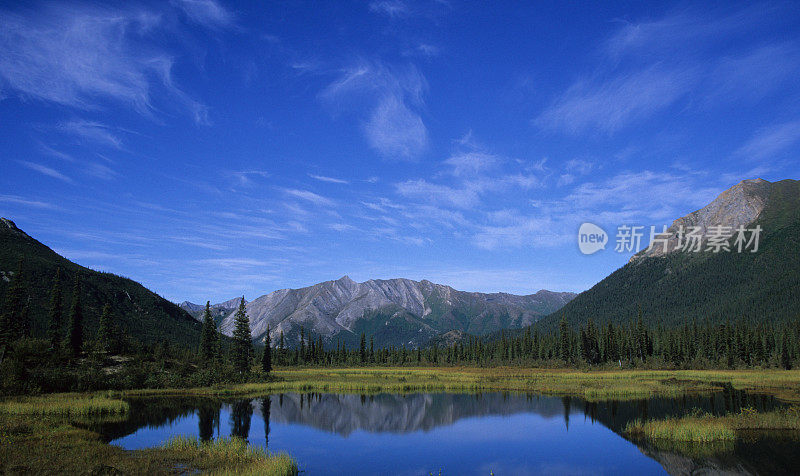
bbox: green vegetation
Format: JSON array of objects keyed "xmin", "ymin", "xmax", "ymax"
[
  {"xmin": 117, "ymin": 367, "xmax": 800, "ymax": 403},
  {"xmin": 162, "ymin": 436, "xmax": 296, "ymax": 476},
  {"xmin": 0, "ymin": 393, "xmax": 128, "ymax": 416},
  {"xmin": 232, "ymin": 298, "xmax": 253, "ymax": 374},
  {"xmin": 0, "ymin": 219, "xmax": 203, "ymax": 349},
  {"xmin": 262, "ymin": 312, "xmax": 799, "ymax": 371},
  {"xmin": 626, "ymin": 406, "xmax": 800, "ymax": 442}
]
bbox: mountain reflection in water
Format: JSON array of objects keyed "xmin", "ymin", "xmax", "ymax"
[{"xmin": 100, "ymin": 388, "xmax": 796, "ymax": 476}]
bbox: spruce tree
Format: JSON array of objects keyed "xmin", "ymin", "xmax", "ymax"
[
  {"xmin": 262, "ymin": 326, "xmax": 272, "ymax": 374},
  {"xmin": 97, "ymin": 303, "xmax": 113, "ymax": 352},
  {"xmin": 781, "ymin": 333, "xmax": 793, "ymax": 370},
  {"xmin": 0, "ymin": 260, "xmax": 26, "ymax": 347},
  {"xmin": 47, "ymin": 268, "xmax": 63, "ymax": 350},
  {"xmin": 232, "ymin": 297, "xmax": 252, "ymax": 373},
  {"xmin": 559, "ymin": 316, "xmax": 570, "ymax": 362},
  {"xmin": 369, "ymin": 335, "xmax": 375, "ymax": 362},
  {"xmin": 68, "ymin": 275, "xmax": 83, "ymax": 356},
  {"xmin": 199, "ymin": 301, "xmax": 217, "ymax": 363},
  {"xmin": 360, "ymin": 333, "xmax": 367, "ymax": 363}
]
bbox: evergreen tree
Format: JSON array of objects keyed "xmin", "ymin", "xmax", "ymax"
[
  {"xmin": 68, "ymin": 275, "xmax": 83, "ymax": 356},
  {"xmin": 215, "ymin": 323, "xmax": 224, "ymax": 364},
  {"xmin": 232, "ymin": 297, "xmax": 252, "ymax": 373},
  {"xmin": 781, "ymin": 333, "xmax": 793, "ymax": 370},
  {"xmin": 47, "ymin": 268, "xmax": 63, "ymax": 350},
  {"xmin": 262, "ymin": 326, "xmax": 272, "ymax": 374},
  {"xmin": 585, "ymin": 318, "xmax": 600, "ymax": 364},
  {"xmin": 0, "ymin": 260, "xmax": 26, "ymax": 347},
  {"xmin": 199, "ymin": 301, "xmax": 217, "ymax": 363},
  {"xmin": 97, "ymin": 303, "xmax": 113, "ymax": 352},
  {"xmin": 360, "ymin": 333, "xmax": 367, "ymax": 363},
  {"xmin": 559, "ymin": 316, "xmax": 571, "ymax": 362},
  {"xmin": 369, "ymin": 335, "xmax": 375, "ymax": 362}
]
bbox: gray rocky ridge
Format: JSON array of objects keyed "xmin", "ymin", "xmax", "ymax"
[
  {"xmin": 184, "ymin": 277, "xmax": 576, "ymax": 347},
  {"xmin": 632, "ymin": 178, "xmax": 772, "ymax": 262}
]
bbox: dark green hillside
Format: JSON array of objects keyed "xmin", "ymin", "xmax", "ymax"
[
  {"xmin": 541, "ymin": 179, "xmax": 800, "ymax": 330},
  {"xmin": 0, "ymin": 218, "xmax": 202, "ymax": 348}
]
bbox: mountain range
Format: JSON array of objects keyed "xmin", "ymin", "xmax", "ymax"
[
  {"xmin": 3, "ymin": 176, "xmax": 797, "ymax": 351},
  {"xmin": 181, "ymin": 277, "xmax": 576, "ymax": 348}
]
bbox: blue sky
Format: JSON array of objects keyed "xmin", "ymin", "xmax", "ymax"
[{"xmin": 1, "ymin": 0, "xmax": 799, "ymax": 303}]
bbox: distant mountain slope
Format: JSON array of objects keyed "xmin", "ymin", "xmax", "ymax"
[
  {"xmin": 542, "ymin": 178, "xmax": 800, "ymax": 329},
  {"xmin": 0, "ymin": 218, "xmax": 202, "ymax": 347},
  {"xmin": 180, "ymin": 297, "xmax": 244, "ymax": 325},
  {"xmin": 211, "ymin": 276, "xmax": 576, "ymax": 348}
]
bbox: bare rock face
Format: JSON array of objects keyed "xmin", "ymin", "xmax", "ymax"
[
  {"xmin": 179, "ymin": 297, "xmax": 245, "ymax": 321},
  {"xmin": 632, "ymin": 178, "xmax": 772, "ymax": 262},
  {"xmin": 207, "ymin": 276, "xmax": 576, "ymax": 347}
]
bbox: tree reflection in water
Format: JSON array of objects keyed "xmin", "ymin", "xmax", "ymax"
[{"xmin": 230, "ymin": 400, "xmax": 253, "ymax": 440}]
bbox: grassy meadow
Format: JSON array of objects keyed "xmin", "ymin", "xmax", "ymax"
[{"xmin": 118, "ymin": 367, "xmax": 800, "ymax": 403}]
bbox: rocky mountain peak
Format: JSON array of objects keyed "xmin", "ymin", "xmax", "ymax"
[
  {"xmin": 209, "ymin": 277, "xmax": 577, "ymax": 348},
  {"xmin": 632, "ymin": 178, "xmax": 773, "ymax": 261}
]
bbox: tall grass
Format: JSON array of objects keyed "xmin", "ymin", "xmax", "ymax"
[
  {"xmin": 121, "ymin": 367, "xmax": 744, "ymax": 402},
  {"xmin": 162, "ymin": 436, "xmax": 297, "ymax": 476},
  {"xmin": 625, "ymin": 406, "xmax": 800, "ymax": 442},
  {"xmin": 0, "ymin": 393, "xmax": 129, "ymax": 416}
]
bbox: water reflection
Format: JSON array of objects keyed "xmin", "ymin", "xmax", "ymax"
[
  {"xmin": 101, "ymin": 389, "xmax": 795, "ymax": 475},
  {"xmin": 230, "ymin": 400, "xmax": 253, "ymax": 440}
]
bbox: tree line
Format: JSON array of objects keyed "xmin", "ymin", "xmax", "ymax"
[
  {"xmin": 2, "ymin": 265, "xmax": 797, "ymax": 396},
  {"xmin": 263, "ymin": 314, "xmax": 798, "ymax": 370}
]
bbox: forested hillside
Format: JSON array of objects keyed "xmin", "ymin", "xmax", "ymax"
[
  {"xmin": 0, "ymin": 218, "xmax": 202, "ymax": 348},
  {"xmin": 541, "ymin": 179, "xmax": 800, "ymax": 330}
]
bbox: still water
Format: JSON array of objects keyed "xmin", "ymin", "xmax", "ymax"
[{"xmin": 97, "ymin": 389, "xmax": 797, "ymax": 475}]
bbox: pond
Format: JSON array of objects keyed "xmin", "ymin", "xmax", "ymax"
[{"xmin": 96, "ymin": 388, "xmax": 797, "ymax": 475}]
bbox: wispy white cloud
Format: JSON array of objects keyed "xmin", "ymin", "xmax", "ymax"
[
  {"xmin": 709, "ymin": 42, "xmax": 800, "ymax": 104},
  {"xmin": 231, "ymin": 170, "xmax": 270, "ymax": 186},
  {"xmin": 564, "ymin": 158, "xmax": 595, "ymax": 175},
  {"xmin": 369, "ymin": 0, "xmax": 410, "ymax": 18},
  {"xmin": 309, "ymin": 174, "xmax": 349, "ymax": 184},
  {"xmin": 396, "ymin": 179, "xmax": 480, "ymax": 209},
  {"xmin": 443, "ymin": 152, "xmax": 500, "ymax": 177},
  {"xmin": 565, "ymin": 170, "xmax": 719, "ymax": 217},
  {"xmin": 539, "ymin": 6, "xmax": 797, "ymax": 136},
  {"xmin": 0, "ymin": 194, "xmax": 59, "ymax": 209},
  {"xmin": 18, "ymin": 160, "xmax": 74, "ymax": 184},
  {"xmin": 368, "ymin": 0, "xmax": 451, "ymax": 20},
  {"xmin": 364, "ymin": 95, "xmax": 428, "ymax": 159},
  {"xmin": 536, "ymin": 66, "xmax": 695, "ymax": 134},
  {"xmin": 735, "ymin": 120, "xmax": 800, "ymax": 161},
  {"xmin": 194, "ymin": 258, "xmax": 282, "ymax": 269},
  {"xmin": 172, "ymin": 0, "xmax": 234, "ymax": 30},
  {"xmin": 57, "ymin": 120, "xmax": 124, "ymax": 149},
  {"xmin": 37, "ymin": 143, "xmax": 117, "ymax": 180},
  {"xmin": 321, "ymin": 60, "xmax": 428, "ymax": 160},
  {"xmin": 283, "ymin": 188, "xmax": 336, "ymax": 207},
  {"xmin": 82, "ymin": 162, "xmax": 117, "ymax": 180},
  {"xmin": 329, "ymin": 223, "xmax": 357, "ymax": 232},
  {"xmin": 0, "ymin": 3, "xmax": 207, "ymax": 123},
  {"xmin": 603, "ymin": 6, "xmax": 775, "ymax": 61}
]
